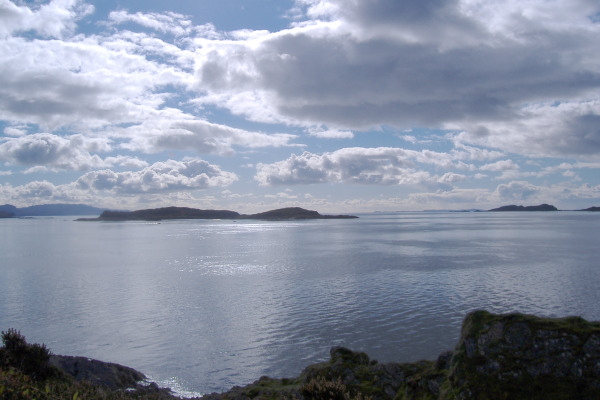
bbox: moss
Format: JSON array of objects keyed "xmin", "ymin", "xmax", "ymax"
[
  {"xmin": 447, "ymin": 310, "xmax": 600, "ymax": 400},
  {"xmin": 234, "ymin": 376, "xmax": 303, "ymax": 399}
]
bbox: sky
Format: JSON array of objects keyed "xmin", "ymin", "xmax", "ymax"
[{"xmin": 0, "ymin": 0, "xmax": 599, "ymax": 213}]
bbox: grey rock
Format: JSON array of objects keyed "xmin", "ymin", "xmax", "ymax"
[{"xmin": 49, "ymin": 355, "xmax": 146, "ymax": 390}]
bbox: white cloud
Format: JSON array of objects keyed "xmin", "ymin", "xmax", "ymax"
[
  {"xmin": 0, "ymin": 133, "xmax": 112, "ymax": 170},
  {"xmin": 495, "ymin": 180, "xmax": 540, "ymax": 201},
  {"xmin": 107, "ymin": 10, "xmax": 193, "ymax": 36},
  {"xmin": 254, "ymin": 144, "xmax": 508, "ymax": 187},
  {"xmin": 0, "ymin": 15, "xmax": 191, "ymax": 131},
  {"xmin": 76, "ymin": 159, "xmax": 237, "ymax": 194},
  {"xmin": 481, "ymin": 159, "xmax": 519, "ymax": 172},
  {"xmin": 0, "ymin": 0, "xmax": 93, "ymax": 39},
  {"xmin": 255, "ymin": 147, "xmax": 428, "ymax": 185},
  {"xmin": 437, "ymin": 172, "xmax": 466, "ymax": 184},
  {"xmin": 3, "ymin": 126, "xmax": 27, "ymax": 137},
  {"xmin": 308, "ymin": 126, "xmax": 354, "ymax": 139},
  {"xmin": 119, "ymin": 119, "xmax": 298, "ymax": 156},
  {"xmin": 407, "ymin": 188, "xmax": 494, "ymax": 209}
]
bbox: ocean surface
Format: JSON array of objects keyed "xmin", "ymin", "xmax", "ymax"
[{"xmin": 1, "ymin": 211, "xmax": 599, "ymax": 396}]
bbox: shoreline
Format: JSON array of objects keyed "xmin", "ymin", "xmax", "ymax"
[{"xmin": 3, "ymin": 310, "xmax": 599, "ymax": 399}]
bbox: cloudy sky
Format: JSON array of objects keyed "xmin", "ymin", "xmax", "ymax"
[{"xmin": 1, "ymin": 0, "xmax": 599, "ymax": 213}]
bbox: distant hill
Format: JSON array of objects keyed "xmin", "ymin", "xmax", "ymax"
[
  {"xmin": 581, "ymin": 206, "xmax": 600, "ymax": 211},
  {"xmin": 0, "ymin": 204, "xmax": 109, "ymax": 217},
  {"xmin": 246, "ymin": 207, "xmax": 358, "ymax": 220},
  {"xmin": 488, "ymin": 204, "xmax": 558, "ymax": 212},
  {"xmin": 96, "ymin": 207, "xmax": 240, "ymax": 221},
  {"xmin": 79, "ymin": 206, "xmax": 358, "ymax": 221},
  {"xmin": 0, "ymin": 210, "xmax": 14, "ymax": 218}
]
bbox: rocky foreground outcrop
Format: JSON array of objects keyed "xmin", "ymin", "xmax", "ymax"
[
  {"xmin": 3, "ymin": 310, "xmax": 599, "ymax": 399},
  {"xmin": 202, "ymin": 310, "xmax": 600, "ymax": 400}
]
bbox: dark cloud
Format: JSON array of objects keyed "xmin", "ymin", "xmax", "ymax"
[{"xmin": 194, "ymin": 0, "xmax": 600, "ymax": 157}]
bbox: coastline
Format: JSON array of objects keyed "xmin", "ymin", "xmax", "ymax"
[{"xmin": 3, "ymin": 310, "xmax": 599, "ymax": 399}]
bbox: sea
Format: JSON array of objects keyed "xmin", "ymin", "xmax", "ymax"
[{"xmin": 1, "ymin": 211, "xmax": 599, "ymax": 396}]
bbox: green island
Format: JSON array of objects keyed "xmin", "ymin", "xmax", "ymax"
[
  {"xmin": 2, "ymin": 310, "xmax": 599, "ymax": 399},
  {"xmin": 76, "ymin": 207, "xmax": 358, "ymax": 222}
]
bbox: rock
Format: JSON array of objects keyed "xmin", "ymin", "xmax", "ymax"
[
  {"xmin": 9, "ymin": 310, "xmax": 599, "ymax": 399},
  {"xmin": 447, "ymin": 310, "xmax": 600, "ymax": 400},
  {"xmin": 202, "ymin": 311, "xmax": 600, "ymax": 400},
  {"xmin": 49, "ymin": 355, "xmax": 147, "ymax": 390}
]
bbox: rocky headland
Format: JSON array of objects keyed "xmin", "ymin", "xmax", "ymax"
[
  {"xmin": 77, "ymin": 206, "xmax": 358, "ymax": 222},
  {"xmin": 2, "ymin": 310, "xmax": 600, "ymax": 399}
]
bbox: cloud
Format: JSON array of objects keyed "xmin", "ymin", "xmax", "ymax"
[
  {"xmin": 437, "ymin": 172, "xmax": 466, "ymax": 184},
  {"xmin": 107, "ymin": 9, "xmax": 224, "ymax": 39},
  {"xmin": 0, "ymin": 180, "xmax": 88, "ymax": 205},
  {"xmin": 254, "ymin": 143, "xmax": 507, "ymax": 186},
  {"xmin": 0, "ymin": 20, "xmax": 190, "ymax": 131},
  {"xmin": 3, "ymin": 125, "xmax": 27, "ymax": 137},
  {"xmin": 455, "ymin": 99, "xmax": 600, "ymax": 159},
  {"xmin": 495, "ymin": 180, "xmax": 540, "ymax": 201},
  {"xmin": 0, "ymin": 133, "xmax": 110, "ymax": 170},
  {"xmin": 255, "ymin": 147, "xmax": 429, "ymax": 185},
  {"xmin": 76, "ymin": 159, "xmax": 237, "ymax": 194},
  {"xmin": 107, "ymin": 10, "xmax": 193, "ymax": 36},
  {"xmin": 307, "ymin": 126, "xmax": 354, "ymax": 139},
  {"xmin": 119, "ymin": 119, "xmax": 298, "ymax": 156},
  {"xmin": 191, "ymin": 0, "xmax": 600, "ymax": 158},
  {"xmin": 0, "ymin": 0, "xmax": 93, "ymax": 39},
  {"xmin": 480, "ymin": 159, "xmax": 519, "ymax": 172},
  {"xmin": 407, "ymin": 188, "xmax": 494, "ymax": 208}
]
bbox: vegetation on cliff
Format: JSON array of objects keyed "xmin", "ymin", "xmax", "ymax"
[{"xmin": 0, "ymin": 329, "xmax": 171, "ymax": 399}]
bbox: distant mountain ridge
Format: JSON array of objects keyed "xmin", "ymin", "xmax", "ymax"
[{"xmin": 0, "ymin": 203, "xmax": 108, "ymax": 217}]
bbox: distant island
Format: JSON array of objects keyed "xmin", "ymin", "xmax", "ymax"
[
  {"xmin": 488, "ymin": 204, "xmax": 600, "ymax": 212},
  {"xmin": 488, "ymin": 203, "xmax": 558, "ymax": 211},
  {"xmin": 77, "ymin": 206, "xmax": 358, "ymax": 221}
]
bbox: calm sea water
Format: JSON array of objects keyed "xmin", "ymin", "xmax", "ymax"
[{"xmin": 1, "ymin": 212, "xmax": 599, "ymax": 396}]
